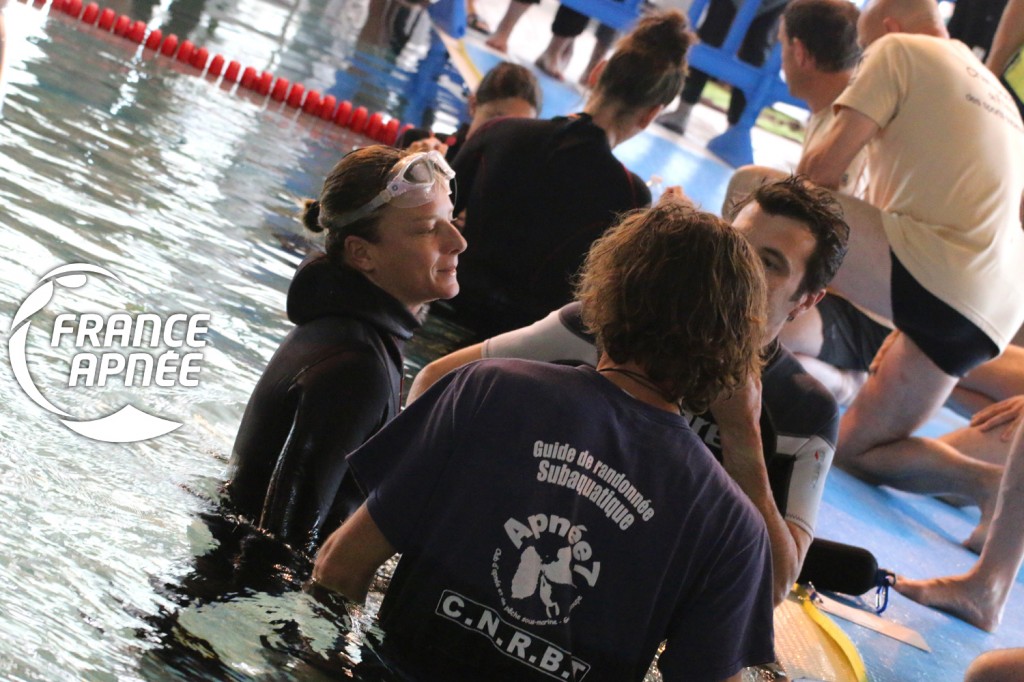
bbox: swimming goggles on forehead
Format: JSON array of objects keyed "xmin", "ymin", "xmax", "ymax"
[{"xmin": 334, "ymin": 150, "xmax": 455, "ymax": 229}]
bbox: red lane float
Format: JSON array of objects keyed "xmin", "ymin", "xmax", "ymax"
[
  {"xmin": 144, "ymin": 28, "xmax": 162, "ymax": 50},
  {"xmin": 97, "ymin": 7, "xmax": 114, "ymax": 29},
  {"xmin": 208, "ymin": 54, "xmax": 225, "ymax": 77},
  {"xmin": 39, "ymin": 1, "xmax": 418, "ymax": 139},
  {"xmin": 286, "ymin": 83, "xmax": 305, "ymax": 108},
  {"xmin": 223, "ymin": 60, "xmax": 242, "ymax": 83},
  {"xmin": 160, "ymin": 33, "xmax": 178, "ymax": 56}
]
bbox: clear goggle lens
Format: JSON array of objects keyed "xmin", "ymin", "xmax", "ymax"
[{"xmin": 334, "ymin": 150, "xmax": 455, "ymax": 228}]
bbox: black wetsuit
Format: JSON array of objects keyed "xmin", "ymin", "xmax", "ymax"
[
  {"xmin": 226, "ymin": 253, "xmax": 418, "ymax": 556},
  {"xmin": 449, "ymin": 113, "xmax": 650, "ymax": 337},
  {"xmin": 396, "ymin": 122, "xmax": 469, "ymax": 162}
]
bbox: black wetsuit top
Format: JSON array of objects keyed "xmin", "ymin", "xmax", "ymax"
[
  {"xmin": 226, "ymin": 253, "xmax": 418, "ymax": 556},
  {"xmin": 449, "ymin": 113, "xmax": 650, "ymax": 336},
  {"xmin": 396, "ymin": 122, "xmax": 469, "ymax": 162}
]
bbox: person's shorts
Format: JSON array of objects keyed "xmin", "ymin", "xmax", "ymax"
[
  {"xmin": 816, "ymin": 293, "xmax": 891, "ymax": 372},
  {"xmin": 889, "ymin": 251, "xmax": 998, "ymax": 377}
]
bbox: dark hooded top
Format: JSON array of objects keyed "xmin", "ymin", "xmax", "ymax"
[{"xmin": 226, "ymin": 253, "xmax": 419, "ymax": 556}]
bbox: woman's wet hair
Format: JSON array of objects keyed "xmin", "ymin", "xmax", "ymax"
[
  {"xmin": 476, "ymin": 61, "xmax": 543, "ymax": 112},
  {"xmin": 595, "ymin": 9, "xmax": 694, "ymax": 115},
  {"xmin": 301, "ymin": 145, "xmax": 407, "ymax": 262},
  {"xmin": 577, "ymin": 201, "xmax": 767, "ymax": 412}
]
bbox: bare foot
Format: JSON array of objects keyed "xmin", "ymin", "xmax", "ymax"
[
  {"xmin": 485, "ymin": 36, "xmax": 508, "ymax": 53},
  {"xmin": 894, "ymin": 573, "xmax": 1006, "ymax": 632},
  {"xmin": 535, "ymin": 54, "xmax": 563, "ymax": 81}
]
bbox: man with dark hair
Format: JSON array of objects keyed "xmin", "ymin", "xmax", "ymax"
[
  {"xmin": 411, "ymin": 177, "xmax": 849, "ymax": 605},
  {"xmin": 313, "ymin": 199, "xmax": 775, "ymax": 681},
  {"xmin": 728, "ymin": 0, "xmax": 864, "ymax": 200}
]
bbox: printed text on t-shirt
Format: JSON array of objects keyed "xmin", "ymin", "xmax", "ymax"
[{"xmin": 533, "ymin": 439, "xmax": 656, "ymax": 530}]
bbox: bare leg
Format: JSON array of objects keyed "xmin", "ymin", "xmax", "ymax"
[
  {"xmin": 964, "ymin": 648, "xmax": 1024, "ymax": 682},
  {"xmin": 795, "ymin": 354, "xmax": 867, "ymax": 407},
  {"xmin": 579, "ymin": 25, "xmax": 616, "ymax": 86},
  {"xmin": 536, "ymin": 35, "xmax": 573, "ymax": 80},
  {"xmin": 820, "ymin": 192, "xmax": 893, "ymax": 320},
  {"xmin": 949, "ymin": 346, "xmax": 1024, "ymax": 415},
  {"xmin": 486, "ymin": 0, "xmax": 531, "ymax": 52},
  {"xmin": 895, "ymin": 419, "xmax": 1024, "ymax": 632},
  {"xmin": 722, "ymin": 165, "xmax": 787, "ymax": 217},
  {"xmin": 837, "ymin": 333, "xmax": 1003, "ymax": 544}
]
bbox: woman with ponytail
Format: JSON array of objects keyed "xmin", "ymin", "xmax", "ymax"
[
  {"xmin": 448, "ymin": 9, "xmax": 693, "ymax": 338},
  {"xmin": 226, "ymin": 146, "xmax": 466, "ymax": 557}
]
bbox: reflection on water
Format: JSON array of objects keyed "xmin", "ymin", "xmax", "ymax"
[{"xmin": 0, "ymin": 0, "xmax": 470, "ymax": 679}]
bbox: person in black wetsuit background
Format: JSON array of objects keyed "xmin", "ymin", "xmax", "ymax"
[
  {"xmin": 397, "ymin": 61, "xmax": 542, "ymax": 162},
  {"xmin": 226, "ymin": 145, "xmax": 466, "ymax": 557},
  {"xmin": 446, "ymin": 9, "xmax": 693, "ymax": 338}
]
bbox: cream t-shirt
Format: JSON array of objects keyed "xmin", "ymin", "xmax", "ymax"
[{"xmin": 836, "ymin": 34, "xmax": 1024, "ymax": 349}]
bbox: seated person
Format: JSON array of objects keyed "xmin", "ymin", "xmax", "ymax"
[
  {"xmin": 226, "ymin": 147, "xmax": 466, "ymax": 556},
  {"xmin": 411, "ymin": 176, "xmax": 851, "ymax": 604},
  {"xmin": 313, "ymin": 198, "xmax": 775, "ymax": 681},
  {"xmin": 397, "ymin": 61, "xmax": 541, "ymax": 161},
  {"xmin": 448, "ymin": 10, "xmax": 692, "ymax": 336}
]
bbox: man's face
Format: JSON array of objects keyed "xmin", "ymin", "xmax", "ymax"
[{"xmin": 732, "ymin": 202, "xmax": 821, "ymax": 344}]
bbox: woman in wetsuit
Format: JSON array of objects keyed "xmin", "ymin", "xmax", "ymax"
[
  {"xmin": 448, "ymin": 9, "xmax": 694, "ymax": 336},
  {"xmin": 226, "ymin": 146, "xmax": 466, "ymax": 557}
]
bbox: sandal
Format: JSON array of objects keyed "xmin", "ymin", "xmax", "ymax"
[{"xmin": 467, "ymin": 13, "xmax": 491, "ymax": 34}]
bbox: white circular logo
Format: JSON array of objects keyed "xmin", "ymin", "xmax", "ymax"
[{"xmin": 7, "ymin": 263, "xmax": 207, "ymax": 443}]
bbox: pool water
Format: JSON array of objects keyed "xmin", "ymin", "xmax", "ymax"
[{"xmin": 0, "ymin": 1, "xmax": 474, "ymax": 679}]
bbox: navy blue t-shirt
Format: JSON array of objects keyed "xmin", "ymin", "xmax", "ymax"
[{"xmin": 348, "ymin": 359, "xmax": 775, "ymax": 681}]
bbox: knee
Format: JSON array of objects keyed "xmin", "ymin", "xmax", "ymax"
[
  {"xmin": 965, "ymin": 649, "xmax": 1024, "ymax": 682},
  {"xmin": 723, "ymin": 166, "xmax": 781, "ymax": 216}
]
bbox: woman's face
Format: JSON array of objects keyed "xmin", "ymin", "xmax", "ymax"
[{"xmin": 362, "ymin": 190, "xmax": 467, "ymax": 311}]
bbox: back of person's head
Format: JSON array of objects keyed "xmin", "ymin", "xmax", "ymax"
[
  {"xmin": 476, "ymin": 61, "xmax": 543, "ymax": 113},
  {"xmin": 784, "ymin": 0, "xmax": 861, "ymax": 72},
  {"xmin": 728, "ymin": 175, "xmax": 850, "ymax": 295},
  {"xmin": 859, "ymin": 0, "xmax": 947, "ymax": 45},
  {"xmin": 301, "ymin": 145, "xmax": 406, "ymax": 263},
  {"xmin": 595, "ymin": 10, "xmax": 693, "ymax": 114},
  {"xmin": 577, "ymin": 201, "xmax": 766, "ymax": 412}
]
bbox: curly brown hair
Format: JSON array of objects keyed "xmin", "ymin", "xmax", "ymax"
[{"xmin": 577, "ymin": 202, "xmax": 767, "ymax": 412}]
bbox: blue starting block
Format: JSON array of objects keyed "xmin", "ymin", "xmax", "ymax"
[{"xmin": 430, "ymin": 0, "xmax": 806, "ymax": 167}]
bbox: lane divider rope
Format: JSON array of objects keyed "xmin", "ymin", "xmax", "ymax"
[{"xmin": 19, "ymin": 0, "xmax": 415, "ymax": 145}]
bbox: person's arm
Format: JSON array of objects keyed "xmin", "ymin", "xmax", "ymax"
[
  {"xmin": 798, "ymin": 107, "xmax": 880, "ymax": 190},
  {"xmin": 987, "ymin": 0, "xmax": 1024, "ymax": 74},
  {"xmin": 313, "ymin": 503, "xmax": 397, "ymax": 603},
  {"xmin": 971, "ymin": 395, "xmax": 1024, "ymax": 441},
  {"xmin": 712, "ymin": 377, "xmax": 797, "ymax": 605},
  {"xmin": 409, "ymin": 306, "xmax": 600, "ymax": 403},
  {"xmin": 408, "ymin": 343, "xmax": 483, "ymax": 403},
  {"xmin": 258, "ymin": 351, "xmax": 389, "ymax": 553}
]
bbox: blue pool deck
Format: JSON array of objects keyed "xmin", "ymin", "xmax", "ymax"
[{"xmin": 452, "ymin": 3, "xmax": 1024, "ymax": 680}]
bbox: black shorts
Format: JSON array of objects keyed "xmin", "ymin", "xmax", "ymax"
[
  {"xmin": 817, "ymin": 293, "xmax": 891, "ymax": 372},
  {"xmin": 889, "ymin": 251, "xmax": 998, "ymax": 377}
]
